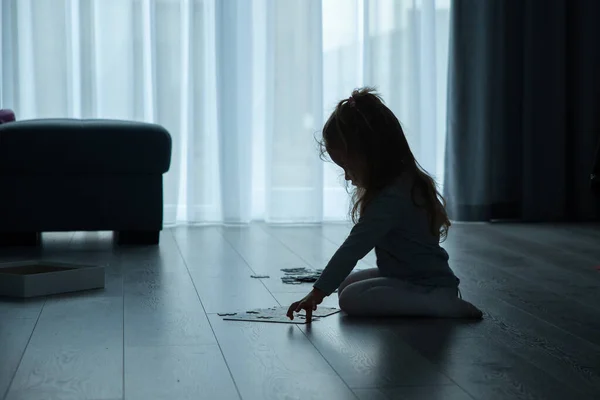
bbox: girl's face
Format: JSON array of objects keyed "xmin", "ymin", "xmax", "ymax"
[{"xmin": 327, "ymin": 148, "xmax": 359, "ymax": 186}]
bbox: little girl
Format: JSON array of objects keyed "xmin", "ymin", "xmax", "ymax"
[{"xmin": 287, "ymin": 88, "xmax": 483, "ymax": 322}]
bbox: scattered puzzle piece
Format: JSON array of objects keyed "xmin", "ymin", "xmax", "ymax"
[
  {"xmin": 221, "ymin": 306, "xmax": 341, "ymax": 324},
  {"xmin": 280, "ymin": 279, "xmax": 303, "ymax": 285},
  {"xmin": 281, "ymin": 267, "xmax": 310, "ymax": 273},
  {"xmin": 280, "ymin": 267, "xmax": 323, "ymax": 284}
]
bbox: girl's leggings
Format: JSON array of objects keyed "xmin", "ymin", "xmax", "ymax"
[{"xmin": 337, "ymin": 268, "xmax": 482, "ymax": 318}]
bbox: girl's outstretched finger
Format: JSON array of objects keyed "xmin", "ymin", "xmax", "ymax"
[
  {"xmin": 306, "ymin": 307, "xmax": 313, "ymax": 323},
  {"xmin": 287, "ymin": 302, "xmax": 299, "ymax": 320}
]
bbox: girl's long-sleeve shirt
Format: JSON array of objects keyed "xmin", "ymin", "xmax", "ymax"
[{"xmin": 313, "ymin": 176, "xmax": 459, "ymax": 296}]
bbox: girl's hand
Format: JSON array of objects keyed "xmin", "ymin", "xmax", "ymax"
[{"xmin": 286, "ymin": 289, "xmax": 326, "ymax": 323}]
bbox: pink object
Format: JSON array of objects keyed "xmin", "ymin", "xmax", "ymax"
[{"xmin": 0, "ymin": 109, "xmax": 16, "ymax": 124}]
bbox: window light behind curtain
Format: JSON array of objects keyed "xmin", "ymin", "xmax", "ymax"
[{"xmin": 0, "ymin": 0, "xmax": 451, "ymax": 225}]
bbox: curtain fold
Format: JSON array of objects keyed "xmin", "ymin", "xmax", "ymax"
[
  {"xmin": 445, "ymin": 0, "xmax": 600, "ymax": 222},
  {"xmin": 1, "ymin": 0, "xmax": 451, "ymax": 225},
  {"xmin": 215, "ymin": 0, "xmax": 253, "ymax": 223}
]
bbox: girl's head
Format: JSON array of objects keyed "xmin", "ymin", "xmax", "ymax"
[{"xmin": 319, "ymin": 87, "xmax": 451, "ymax": 241}]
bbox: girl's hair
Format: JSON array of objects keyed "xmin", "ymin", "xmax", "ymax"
[{"xmin": 319, "ymin": 87, "xmax": 451, "ymax": 242}]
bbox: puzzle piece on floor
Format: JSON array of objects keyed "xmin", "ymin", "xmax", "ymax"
[
  {"xmin": 221, "ymin": 306, "xmax": 341, "ymax": 324},
  {"xmin": 279, "ymin": 267, "xmax": 367, "ymax": 285},
  {"xmin": 250, "ymin": 274, "xmax": 270, "ymax": 279},
  {"xmin": 280, "ymin": 279, "xmax": 304, "ymax": 285},
  {"xmin": 281, "ymin": 267, "xmax": 324, "ymax": 274},
  {"xmin": 280, "ymin": 267, "xmax": 324, "ymax": 284}
]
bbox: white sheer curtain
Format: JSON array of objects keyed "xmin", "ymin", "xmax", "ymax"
[{"xmin": 0, "ymin": 0, "xmax": 451, "ymax": 225}]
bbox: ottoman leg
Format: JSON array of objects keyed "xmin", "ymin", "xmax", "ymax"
[
  {"xmin": 115, "ymin": 230, "xmax": 160, "ymax": 246},
  {"xmin": 0, "ymin": 232, "xmax": 41, "ymax": 247}
]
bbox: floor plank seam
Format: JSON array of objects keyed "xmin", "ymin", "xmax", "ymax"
[
  {"xmin": 564, "ymin": 226, "xmax": 600, "ymax": 243},
  {"xmin": 482, "ymin": 285, "xmax": 600, "ymax": 349},
  {"xmin": 2, "ymin": 299, "xmax": 47, "ymax": 400},
  {"xmin": 485, "ymin": 333, "xmax": 598, "ymax": 398},
  {"xmin": 463, "ymin": 238, "xmax": 600, "ymax": 314},
  {"xmin": 171, "ymin": 229, "xmax": 244, "ymax": 400},
  {"xmin": 219, "ymin": 225, "xmax": 362, "ymax": 398},
  {"xmin": 488, "ymin": 227, "xmax": 600, "ymax": 276},
  {"xmin": 399, "ymin": 347, "xmax": 478, "ymax": 399},
  {"xmin": 216, "ymin": 227, "xmax": 284, "ymax": 307},
  {"xmin": 456, "ymin": 259, "xmax": 600, "ymax": 343},
  {"xmin": 507, "ymin": 299, "xmax": 598, "ymax": 348},
  {"xmin": 319, "ymin": 229, "xmax": 348, "ymax": 247},
  {"xmin": 256, "ymin": 224, "xmax": 361, "ymax": 400},
  {"xmin": 256, "ymin": 223, "xmax": 323, "ymax": 272},
  {"xmin": 560, "ymin": 227, "xmax": 600, "ymax": 246},
  {"xmin": 291, "ymin": 322, "xmax": 361, "ymax": 400},
  {"xmin": 67, "ymin": 231, "xmax": 76, "ymax": 247},
  {"xmin": 467, "ymin": 299, "xmax": 600, "ymax": 396}
]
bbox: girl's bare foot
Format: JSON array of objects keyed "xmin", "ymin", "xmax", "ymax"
[{"xmin": 458, "ymin": 299, "xmax": 484, "ymax": 319}]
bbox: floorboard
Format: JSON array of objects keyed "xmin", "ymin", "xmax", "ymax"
[
  {"xmin": 307, "ymin": 223, "xmax": 600, "ymax": 399},
  {"xmin": 353, "ymin": 386, "xmax": 475, "ymax": 400},
  {"xmin": 0, "ymin": 319, "xmax": 37, "ymax": 399},
  {"xmin": 124, "ymin": 344, "xmax": 239, "ymax": 400},
  {"xmin": 259, "ymin": 224, "xmax": 372, "ymax": 272},
  {"xmin": 175, "ymin": 226, "xmax": 278, "ymax": 313},
  {"xmin": 450, "ymin": 224, "xmax": 600, "ymax": 282},
  {"xmin": 1, "ymin": 223, "xmax": 599, "ymax": 400},
  {"xmin": 491, "ymin": 223, "xmax": 600, "ymax": 262},
  {"xmin": 562, "ymin": 223, "xmax": 600, "ymax": 241},
  {"xmin": 122, "ymin": 230, "xmax": 216, "ymax": 347},
  {"xmin": 457, "ymin": 259, "xmax": 600, "ymax": 347},
  {"xmin": 456, "ymin": 287, "xmax": 600, "ymax": 398},
  {"xmin": 0, "ymin": 299, "xmax": 45, "ymax": 321},
  {"xmin": 5, "ymin": 233, "xmax": 124, "ymax": 400},
  {"xmin": 297, "ymin": 315, "xmax": 453, "ymax": 388},
  {"xmin": 208, "ymin": 314, "xmax": 357, "ymax": 400},
  {"xmin": 446, "ymin": 224, "xmax": 600, "ymax": 308},
  {"xmin": 218, "ymin": 225, "xmax": 314, "ymax": 294},
  {"xmin": 441, "ymin": 229, "xmax": 600, "ymax": 347}
]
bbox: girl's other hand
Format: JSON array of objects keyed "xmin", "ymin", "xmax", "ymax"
[{"xmin": 286, "ymin": 289, "xmax": 326, "ymax": 323}]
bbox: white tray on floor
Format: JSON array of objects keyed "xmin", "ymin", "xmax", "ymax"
[{"xmin": 0, "ymin": 260, "xmax": 105, "ymax": 298}]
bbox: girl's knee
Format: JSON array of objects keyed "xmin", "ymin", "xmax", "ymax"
[
  {"xmin": 337, "ymin": 280, "xmax": 349, "ymax": 297},
  {"xmin": 338, "ymin": 284, "xmax": 363, "ymax": 315},
  {"xmin": 338, "ymin": 268, "xmax": 379, "ymax": 296},
  {"xmin": 337, "ymin": 275, "xmax": 356, "ymax": 296},
  {"xmin": 338, "ymin": 292, "xmax": 354, "ymax": 314}
]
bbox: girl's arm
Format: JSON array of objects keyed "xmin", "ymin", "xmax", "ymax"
[{"xmin": 313, "ymin": 189, "xmax": 401, "ymax": 295}]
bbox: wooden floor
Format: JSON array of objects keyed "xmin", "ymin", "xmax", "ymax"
[{"xmin": 1, "ymin": 222, "xmax": 600, "ymax": 400}]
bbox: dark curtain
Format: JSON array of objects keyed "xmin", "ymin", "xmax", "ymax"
[
  {"xmin": 593, "ymin": 136, "xmax": 600, "ymax": 196},
  {"xmin": 444, "ymin": 0, "xmax": 600, "ymax": 222}
]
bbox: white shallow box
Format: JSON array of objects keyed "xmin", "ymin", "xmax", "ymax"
[{"xmin": 0, "ymin": 260, "xmax": 105, "ymax": 298}]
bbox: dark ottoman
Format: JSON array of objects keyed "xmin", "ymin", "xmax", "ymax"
[{"xmin": 0, "ymin": 119, "xmax": 172, "ymax": 246}]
